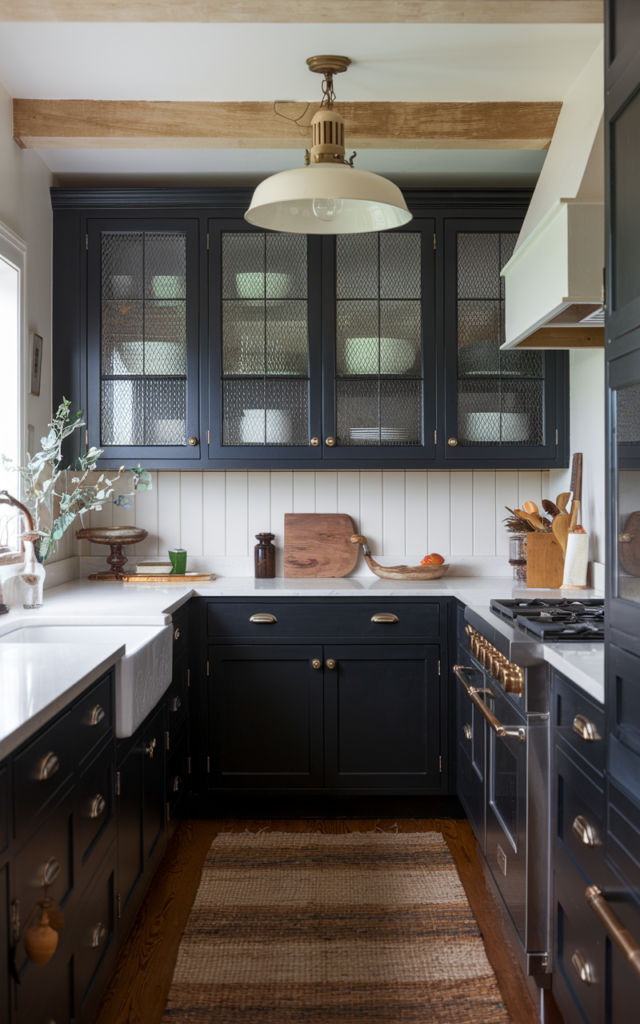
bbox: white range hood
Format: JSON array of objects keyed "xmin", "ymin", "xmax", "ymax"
[{"xmin": 501, "ymin": 42, "xmax": 604, "ymax": 351}]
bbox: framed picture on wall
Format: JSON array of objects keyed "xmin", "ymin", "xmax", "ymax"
[{"xmin": 29, "ymin": 332, "xmax": 43, "ymax": 396}]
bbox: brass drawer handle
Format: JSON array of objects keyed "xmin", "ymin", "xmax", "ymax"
[
  {"xmin": 249, "ymin": 613, "xmax": 277, "ymax": 624},
  {"xmin": 371, "ymin": 613, "xmax": 399, "ymax": 624},
  {"xmin": 41, "ymin": 857, "xmax": 60, "ymax": 887},
  {"xmin": 586, "ymin": 885, "xmax": 640, "ymax": 980},
  {"xmin": 172, "ymin": 775, "xmax": 182, "ymax": 793},
  {"xmin": 39, "ymin": 752, "xmax": 60, "ymax": 781},
  {"xmin": 90, "ymin": 794, "xmax": 106, "ymax": 819},
  {"xmin": 170, "ymin": 696, "xmax": 182, "ymax": 712},
  {"xmin": 89, "ymin": 704, "xmax": 105, "ymax": 727},
  {"xmin": 573, "ymin": 814, "xmax": 598, "ymax": 847},
  {"xmin": 454, "ymin": 666, "xmax": 526, "ymax": 743},
  {"xmin": 326, "ymin": 659, "xmax": 336, "ymax": 670},
  {"xmin": 174, "ymin": 626, "xmax": 181, "ymax": 641},
  {"xmin": 145, "ymin": 738, "xmax": 157, "ymax": 759},
  {"xmin": 91, "ymin": 922, "xmax": 107, "ymax": 948},
  {"xmin": 312, "ymin": 659, "xmax": 321, "ymax": 670},
  {"xmin": 463, "ymin": 724, "xmax": 472, "ymax": 741},
  {"xmin": 571, "ymin": 949, "xmax": 593, "ymax": 984},
  {"xmin": 573, "ymin": 714, "xmax": 601, "ymax": 741}
]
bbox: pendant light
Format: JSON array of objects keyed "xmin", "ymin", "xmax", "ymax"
[{"xmin": 245, "ymin": 56, "xmax": 412, "ymax": 235}]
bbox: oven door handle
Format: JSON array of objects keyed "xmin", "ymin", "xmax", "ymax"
[{"xmin": 453, "ymin": 666, "xmax": 526, "ymax": 743}]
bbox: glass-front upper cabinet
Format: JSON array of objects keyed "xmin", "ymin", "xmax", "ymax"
[
  {"xmin": 444, "ymin": 220, "xmax": 563, "ymax": 464},
  {"xmin": 609, "ymin": 352, "xmax": 640, "ymax": 650},
  {"xmin": 87, "ymin": 218, "xmax": 201, "ymax": 463},
  {"xmin": 322, "ymin": 220, "xmax": 436, "ymax": 461},
  {"xmin": 208, "ymin": 222, "xmax": 322, "ymax": 460}
]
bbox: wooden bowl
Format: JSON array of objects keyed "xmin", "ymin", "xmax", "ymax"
[{"xmin": 349, "ymin": 535, "xmax": 449, "ymax": 580}]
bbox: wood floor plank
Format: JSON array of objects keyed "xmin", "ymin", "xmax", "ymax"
[{"xmin": 92, "ymin": 818, "xmax": 541, "ymax": 1024}]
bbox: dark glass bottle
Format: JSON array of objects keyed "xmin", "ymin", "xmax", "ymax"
[{"xmin": 254, "ymin": 533, "xmax": 276, "ymax": 579}]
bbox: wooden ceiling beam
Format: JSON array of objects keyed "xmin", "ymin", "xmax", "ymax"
[
  {"xmin": 13, "ymin": 99, "xmax": 562, "ymax": 150},
  {"xmin": 0, "ymin": 2, "xmax": 603, "ymax": 24}
]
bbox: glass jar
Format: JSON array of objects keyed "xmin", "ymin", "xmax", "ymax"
[
  {"xmin": 254, "ymin": 533, "xmax": 276, "ymax": 579},
  {"xmin": 509, "ymin": 533, "xmax": 528, "ymax": 582}
]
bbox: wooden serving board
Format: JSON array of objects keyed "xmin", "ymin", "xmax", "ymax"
[
  {"xmin": 284, "ymin": 513, "xmax": 358, "ymax": 578},
  {"xmin": 619, "ymin": 511, "xmax": 640, "ymax": 577},
  {"xmin": 120, "ymin": 573, "xmax": 215, "ymax": 583},
  {"xmin": 526, "ymin": 533, "xmax": 564, "ymax": 589}
]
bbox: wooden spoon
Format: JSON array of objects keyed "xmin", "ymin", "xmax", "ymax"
[
  {"xmin": 556, "ymin": 492, "xmax": 571, "ymax": 514},
  {"xmin": 523, "ymin": 501, "xmax": 539, "ymax": 515},
  {"xmin": 515, "ymin": 509, "xmax": 547, "ymax": 531},
  {"xmin": 542, "ymin": 499, "xmax": 562, "ymax": 518},
  {"xmin": 552, "ymin": 513, "xmax": 570, "ymax": 555}
]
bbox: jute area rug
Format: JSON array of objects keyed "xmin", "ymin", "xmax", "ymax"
[{"xmin": 162, "ymin": 831, "xmax": 512, "ymax": 1023}]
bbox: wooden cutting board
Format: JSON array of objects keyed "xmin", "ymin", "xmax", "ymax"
[{"xmin": 284, "ymin": 513, "xmax": 359, "ymax": 577}]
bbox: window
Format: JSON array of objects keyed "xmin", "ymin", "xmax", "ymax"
[{"xmin": 0, "ymin": 222, "xmax": 26, "ymax": 550}]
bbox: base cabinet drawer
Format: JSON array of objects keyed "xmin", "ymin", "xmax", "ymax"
[
  {"xmin": 207, "ymin": 600, "xmax": 440, "ymax": 640},
  {"xmin": 554, "ymin": 860, "xmax": 605, "ymax": 1024},
  {"xmin": 556, "ymin": 742, "xmax": 605, "ymax": 884},
  {"xmin": 75, "ymin": 738, "xmax": 115, "ymax": 890},
  {"xmin": 13, "ymin": 711, "xmax": 74, "ymax": 839}
]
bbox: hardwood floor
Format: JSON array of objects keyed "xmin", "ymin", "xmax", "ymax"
[{"xmin": 93, "ymin": 818, "xmax": 543, "ymax": 1024}]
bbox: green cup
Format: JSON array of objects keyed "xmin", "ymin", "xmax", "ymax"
[{"xmin": 168, "ymin": 549, "xmax": 187, "ymax": 575}]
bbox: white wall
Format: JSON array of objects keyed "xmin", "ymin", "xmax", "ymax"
[{"xmin": 0, "ymin": 81, "xmax": 72, "ymax": 563}]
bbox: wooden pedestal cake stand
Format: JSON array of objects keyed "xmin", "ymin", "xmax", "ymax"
[{"xmin": 76, "ymin": 526, "xmax": 149, "ymax": 580}]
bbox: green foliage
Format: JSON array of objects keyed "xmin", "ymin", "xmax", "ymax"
[{"xmin": 2, "ymin": 399, "xmax": 152, "ymax": 561}]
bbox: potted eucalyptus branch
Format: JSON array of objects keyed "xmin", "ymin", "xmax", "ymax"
[{"xmin": 1, "ymin": 398, "xmax": 151, "ymax": 566}]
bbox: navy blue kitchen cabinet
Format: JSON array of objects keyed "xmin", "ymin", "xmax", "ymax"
[
  {"xmin": 196, "ymin": 597, "xmax": 449, "ymax": 796},
  {"xmin": 52, "ymin": 187, "xmax": 568, "ymax": 470}
]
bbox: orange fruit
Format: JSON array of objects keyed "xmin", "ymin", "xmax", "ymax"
[{"xmin": 429, "ymin": 553, "xmax": 445, "ymax": 565}]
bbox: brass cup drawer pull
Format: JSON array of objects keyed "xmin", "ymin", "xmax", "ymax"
[
  {"xmin": 463, "ymin": 724, "xmax": 472, "ymax": 741},
  {"xmin": 174, "ymin": 626, "xmax": 181, "ymax": 641},
  {"xmin": 371, "ymin": 613, "xmax": 399, "ymax": 624},
  {"xmin": 91, "ymin": 922, "xmax": 107, "ymax": 948},
  {"xmin": 41, "ymin": 857, "xmax": 61, "ymax": 888},
  {"xmin": 89, "ymin": 704, "xmax": 105, "ymax": 727},
  {"xmin": 573, "ymin": 714, "xmax": 601, "ymax": 741},
  {"xmin": 453, "ymin": 666, "xmax": 526, "ymax": 743},
  {"xmin": 573, "ymin": 814, "xmax": 598, "ymax": 847},
  {"xmin": 170, "ymin": 696, "xmax": 182, "ymax": 712},
  {"xmin": 586, "ymin": 885, "xmax": 640, "ymax": 980},
  {"xmin": 571, "ymin": 949, "xmax": 593, "ymax": 984},
  {"xmin": 249, "ymin": 613, "xmax": 277, "ymax": 624},
  {"xmin": 90, "ymin": 794, "xmax": 106, "ymax": 819},
  {"xmin": 172, "ymin": 775, "xmax": 182, "ymax": 793},
  {"xmin": 39, "ymin": 752, "xmax": 60, "ymax": 781},
  {"xmin": 145, "ymin": 738, "xmax": 157, "ymax": 759}
]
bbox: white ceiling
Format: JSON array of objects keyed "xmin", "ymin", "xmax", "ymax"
[{"xmin": 0, "ymin": 20, "xmax": 602, "ymax": 185}]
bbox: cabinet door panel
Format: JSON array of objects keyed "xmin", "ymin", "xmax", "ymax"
[
  {"xmin": 117, "ymin": 742, "xmax": 144, "ymax": 918},
  {"xmin": 0, "ymin": 864, "xmax": 8, "ymax": 1024},
  {"xmin": 324, "ymin": 644, "xmax": 441, "ymax": 789},
  {"xmin": 208, "ymin": 645, "xmax": 323, "ymax": 788},
  {"xmin": 455, "ymin": 665, "xmax": 486, "ymax": 847},
  {"xmin": 143, "ymin": 704, "xmax": 166, "ymax": 861},
  {"xmin": 87, "ymin": 217, "xmax": 202, "ymax": 464}
]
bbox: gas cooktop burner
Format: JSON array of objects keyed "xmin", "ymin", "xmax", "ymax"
[{"xmin": 489, "ymin": 598, "xmax": 605, "ymax": 643}]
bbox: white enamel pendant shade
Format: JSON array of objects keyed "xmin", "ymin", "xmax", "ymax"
[{"xmin": 245, "ymin": 164, "xmax": 412, "ymax": 234}]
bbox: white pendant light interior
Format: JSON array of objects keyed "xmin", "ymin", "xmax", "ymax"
[{"xmin": 245, "ymin": 55, "xmax": 412, "ymax": 235}]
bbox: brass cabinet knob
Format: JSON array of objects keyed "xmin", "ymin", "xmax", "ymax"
[
  {"xmin": 174, "ymin": 626, "xmax": 181, "ymax": 641},
  {"xmin": 89, "ymin": 794, "xmax": 106, "ymax": 819},
  {"xmin": 448, "ymin": 438, "xmax": 458, "ymax": 446},
  {"xmin": 572, "ymin": 815, "xmax": 598, "ymax": 847},
  {"xmin": 463, "ymin": 724, "xmax": 472, "ymax": 741},
  {"xmin": 188, "ymin": 436, "xmax": 198, "ymax": 446},
  {"xmin": 573, "ymin": 714, "xmax": 601, "ymax": 741},
  {"xmin": 326, "ymin": 659, "xmax": 336, "ymax": 669},
  {"xmin": 89, "ymin": 704, "xmax": 105, "ymax": 727},
  {"xmin": 325, "ymin": 437, "xmax": 336, "ymax": 447},
  {"xmin": 571, "ymin": 949, "xmax": 593, "ymax": 985},
  {"xmin": 312, "ymin": 659, "xmax": 322, "ymax": 669},
  {"xmin": 310, "ymin": 437, "xmax": 319, "ymax": 446},
  {"xmin": 40, "ymin": 857, "xmax": 61, "ymax": 887},
  {"xmin": 39, "ymin": 752, "xmax": 60, "ymax": 781},
  {"xmin": 91, "ymin": 922, "xmax": 107, "ymax": 948}
]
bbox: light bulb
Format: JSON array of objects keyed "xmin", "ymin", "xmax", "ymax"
[{"xmin": 312, "ymin": 197, "xmax": 344, "ymax": 222}]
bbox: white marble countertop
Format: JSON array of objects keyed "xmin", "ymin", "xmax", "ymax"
[
  {"xmin": 0, "ymin": 575, "xmax": 605, "ymax": 760},
  {"xmin": 0, "ymin": 641, "xmax": 124, "ymax": 760},
  {"xmin": 542, "ymin": 644, "xmax": 604, "ymax": 705}
]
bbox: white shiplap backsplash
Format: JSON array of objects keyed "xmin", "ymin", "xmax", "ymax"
[{"xmin": 77, "ymin": 468, "xmax": 560, "ymax": 578}]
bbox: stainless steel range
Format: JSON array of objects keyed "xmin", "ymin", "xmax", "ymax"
[{"xmin": 454, "ymin": 597, "xmax": 605, "ymax": 987}]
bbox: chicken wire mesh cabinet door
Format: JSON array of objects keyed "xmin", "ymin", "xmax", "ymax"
[
  {"xmin": 321, "ymin": 221, "xmax": 437, "ymax": 463},
  {"xmin": 208, "ymin": 221, "xmax": 323, "ymax": 462},
  {"xmin": 87, "ymin": 219, "xmax": 201, "ymax": 465},
  {"xmin": 443, "ymin": 219, "xmax": 568, "ymax": 466}
]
